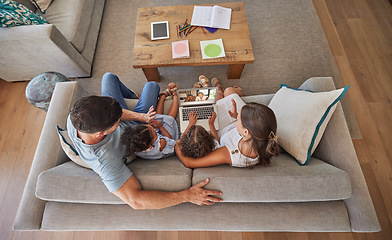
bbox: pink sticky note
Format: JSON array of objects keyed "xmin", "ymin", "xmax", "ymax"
[{"xmin": 172, "ymin": 40, "xmax": 190, "ymax": 58}]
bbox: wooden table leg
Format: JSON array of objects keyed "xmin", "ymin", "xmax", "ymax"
[
  {"xmin": 227, "ymin": 64, "xmax": 245, "ymax": 79},
  {"xmin": 142, "ymin": 68, "xmax": 160, "ymax": 82}
]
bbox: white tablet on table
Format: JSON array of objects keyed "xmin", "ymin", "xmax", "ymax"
[{"xmin": 151, "ymin": 21, "xmax": 170, "ymax": 40}]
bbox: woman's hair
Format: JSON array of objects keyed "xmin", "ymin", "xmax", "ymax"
[
  {"xmin": 178, "ymin": 125, "xmax": 216, "ymax": 158},
  {"xmin": 241, "ymin": 102, "xmax": 280, "ymax": 166},
  {"xmin": 120, "ymin": 125, "xmax": 153, "ymax": 153},
  {"xmin": 70, "ymin": 96, "xmax": 122, "ymax": 134}
]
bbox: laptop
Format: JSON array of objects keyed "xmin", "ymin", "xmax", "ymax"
[{"xmin": 177, "ymin": 87, "xmax": 219, "ymax": 133}]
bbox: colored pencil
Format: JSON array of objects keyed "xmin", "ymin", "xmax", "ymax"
[
  {"xmin": 187, "ymin": 26, "xmax": 197, "ymax": 36},
  {"xmin": 179, "ymin": 25, "xmax": 191, "ymax": 32},
  {"xmin": 201, "ymin": 26, "xmax": 207, "ymax": 35},
  {"xmin": 185, "ymin": 26, "xmax": 193, "ymax": 36},
  {"xmin": 180, "ymin": 23, "xmax": 190, "ymax": 30}
]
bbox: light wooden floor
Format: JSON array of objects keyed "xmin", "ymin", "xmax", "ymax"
[{"xmin": 1, "ymin": 0, "xmax": 391, "ymax": 239}]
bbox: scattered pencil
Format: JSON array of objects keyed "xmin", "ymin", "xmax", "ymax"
[
  {"xmin": 201, "ymin": 26, "xmax": 207, "ymax": 35},
  {"xmin": 180, "ymin": 24, "xmax": 191, "ymax": 32},
  {"xmin": 187, "ymin": 26, "xmax": 197, "ymax": 35},
  {"xmin": 177, "ymin": 19, "xmax": 209, "ymax": 38},
  {"xmin": 185, "ymin": 26, "xmax": 193, "ymax": 36}
]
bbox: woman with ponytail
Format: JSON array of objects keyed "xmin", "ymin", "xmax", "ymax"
[{"xmin": 175, "ymin": 76, "xmax": 280, "ymax": 168}]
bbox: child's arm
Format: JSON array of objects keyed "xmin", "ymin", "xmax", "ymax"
[
  {"xmin": 150, "ymin": 120, "xmax": 172, "ymax": 139},
  {"xmin": 208, "ymin": 112, "xmax": 219, "ymax": 141},
  {"xmin": 167, "ymin": 94, "xmax": 179, "ymax": 119},
  {"xmin": 175, "ymin": 142, "xmax": 231, "ymax": 168},
  {"xmin": 183, "ymin": 111, "xmax": 198, "ymax": 134}
]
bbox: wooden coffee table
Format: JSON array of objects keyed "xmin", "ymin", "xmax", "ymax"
[{"xmin": 132, "ymin": 2, "xmax": 254, "ymax": 82}]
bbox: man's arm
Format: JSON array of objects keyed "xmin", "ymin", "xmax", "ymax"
[
  {"xmin": 121, "ymin": 106, "xmax": 156, "ymax": 123},
  {"xmin": 113, "ymin": 175, "xmax": 222, "ymax": 209}
]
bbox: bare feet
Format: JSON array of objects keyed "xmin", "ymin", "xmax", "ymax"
[
  {"xmin": 211, "ymin": 77, "xmax": 222, "ymax": 87},
  {"xmin": 193, "ymin": 82, "xmax": 202, "ymax": 88},
  {"xmin": 165, "ymin": 83, "xmax": 179, "ymax": 96},
  {"xmin": 198, "ymin": 75, "xmax": 210, "ymax": 87}
]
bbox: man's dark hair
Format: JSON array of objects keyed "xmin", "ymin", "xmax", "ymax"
[{"xmin": 70, "ymin": 96, "xmax": 122, "ymax": 134}]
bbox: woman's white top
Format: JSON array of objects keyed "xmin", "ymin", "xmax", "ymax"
[{"xmin": 220, "ymin": 126, "xmax": 260, "ymax": 167}]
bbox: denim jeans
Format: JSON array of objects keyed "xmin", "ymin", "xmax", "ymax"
[{"xmin": 101, "ymin": 72, "xmax": 159, "ymax": 113}]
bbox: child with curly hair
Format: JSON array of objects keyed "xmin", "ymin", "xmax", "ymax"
[
  {"xmin": 177, "ymin": 111, "xmax": 220, "ymax": 159},
  {"xmin": 175, "ymin": 76, "xmax": 280, "ymax": 168},
  {"xmin": 121, "ymin": 83, "xmax": 180, "ymax": 159}
]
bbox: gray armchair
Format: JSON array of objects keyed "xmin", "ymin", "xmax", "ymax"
[{"xmin": 0, "ymin": 0, "xmax": 105, "ymax": 81}]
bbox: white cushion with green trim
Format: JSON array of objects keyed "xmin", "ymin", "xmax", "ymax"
[
  {"xmin": 56, "ymin": 125, "xmax": 91, "ymax": 169},
  {"xmin": 268, "ymin": 84, "xmax": 349, "ymax": 165}
]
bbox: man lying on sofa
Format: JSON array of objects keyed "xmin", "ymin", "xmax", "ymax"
[{"xmin": 66, "ymin": 72, "xmax": 222, "ymax": 209}]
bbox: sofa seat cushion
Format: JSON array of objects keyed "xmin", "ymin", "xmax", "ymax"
[
  {"xmin": 193, "ymin": 153, "xmax": 352, "ymax": 202},
  {"xmin": 40, "ymin": 201, "xmax": 351, "ymax": 231},
  {"xmin": 36, "ymin": 156, "xmax": 192, "ymax": 204},
  {"xmin": 41, "ymin": 0, "xmax": 95, "ymax": 52}
]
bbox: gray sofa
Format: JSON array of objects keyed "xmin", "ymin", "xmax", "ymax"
[
  {"xmin": 0, "ymin": 0, "xmax": 105, "ymax": 82},
  {"xmin": 13, "ymin": 77, "xmax": 381, "ymax": 232}
]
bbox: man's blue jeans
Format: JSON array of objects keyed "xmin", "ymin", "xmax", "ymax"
[{"xmin": 101, "ymin": 72, "xmax": 159, "ymax": 113}]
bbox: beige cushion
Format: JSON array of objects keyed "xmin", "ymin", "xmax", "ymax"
[
  {"xmin": 41, "ymin": 0, "xmax": 95, "ymax": 52},
  {"xmin": 36, "ymin": 156, "xmax": 193, "ymax": 204},
  {"xmin": 29, "ymin": 0, "xmax": 52, "ymax": 13},
  {"xmin": 268, "ymin": 84, "xmax": 349, "ymax": 165},
  {"xmin": 56, "ymin": 125, "xmax": 91, "ymax": 169},
  {"xmin": 193, "ymin": 153, "xmax": 352, "ymax": 202}
]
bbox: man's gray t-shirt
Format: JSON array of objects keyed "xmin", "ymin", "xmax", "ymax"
[{"xmin": 67, "ymin": 115, "xmax": 135, "ymax": 192}]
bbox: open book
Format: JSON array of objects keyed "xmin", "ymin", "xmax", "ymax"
[
  {"xmin": 216, "ymin": 94, "xmax": 246, "ymax": 130},
  {"xmin": 191, "ymin": 5, "xmax": 232, "ymax": 30}
]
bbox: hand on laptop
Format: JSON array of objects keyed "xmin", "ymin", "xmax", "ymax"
[
  {"xmin": 208, "ymin": 111, "xmax": 217, "ymax": 125},
  {"xmin": 188, "ymin": 111, "xmax": 199, "ymax": 126}
]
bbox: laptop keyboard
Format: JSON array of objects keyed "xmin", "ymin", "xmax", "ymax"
[{"xmin": 182, "ymin": 106, "xmax": 214, "ymax": 121}]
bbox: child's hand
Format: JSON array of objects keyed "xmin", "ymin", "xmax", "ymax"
[
  {"xmin": 188, "ymin": 111, "xmax": 198, "ymax": 126},
  {"xmin": 208, "ymin": 112, "xmax": 217, "ymax": 125},
  {"xmin": 228, "ymin": 99, "xmax": 238, "ymax": 119},
  {"xmin": 149, "ymin": 120, "xmax": 162, "ymax": 129}
]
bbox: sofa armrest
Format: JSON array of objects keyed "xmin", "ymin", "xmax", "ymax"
[
  {"xmin": 300, "ymin": 77, "xmax": 380, "ymax": 232},
  {"xmin": 0, "ymin": 24, "xmax": 91, "ymax": 81},
  {"xmin": 13, "ymin": 81, "xmax": 90, "ymax": 230}
]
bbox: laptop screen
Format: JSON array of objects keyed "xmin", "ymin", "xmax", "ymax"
[{"xmin": 177, "ymin": 87, "xmax": 218, "ymax": 107}]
